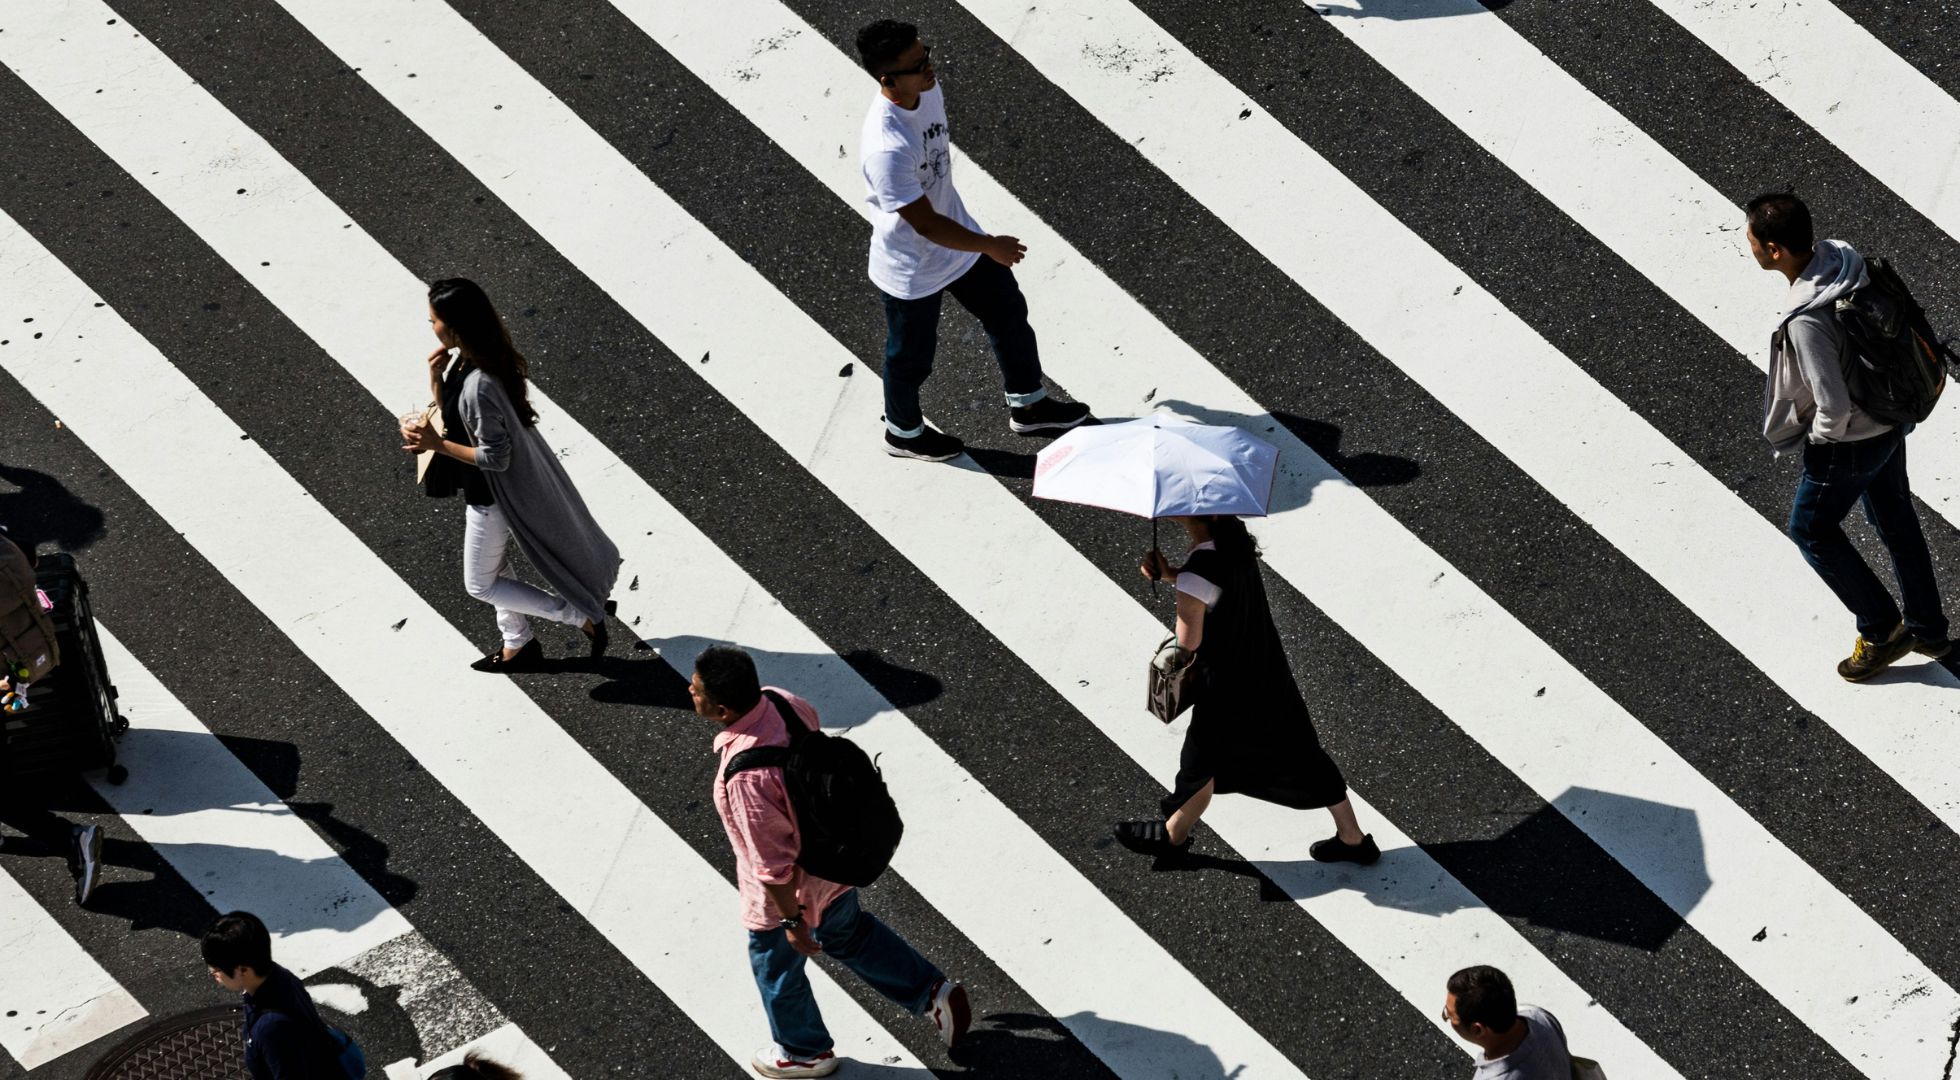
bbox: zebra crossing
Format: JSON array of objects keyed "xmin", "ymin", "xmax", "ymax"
[{"xmin": 0, "ymin": 0, "xmax": 1957, "ymax": 1078}]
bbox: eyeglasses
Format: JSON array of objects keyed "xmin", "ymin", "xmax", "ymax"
[{"xmin": 882, "ymin": 45, "xmax": 933, "ymax": 80}]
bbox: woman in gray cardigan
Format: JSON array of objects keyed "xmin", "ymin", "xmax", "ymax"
[{"xmin": 400, "ymin": 278, "xmax": 620, "ymax": 672}]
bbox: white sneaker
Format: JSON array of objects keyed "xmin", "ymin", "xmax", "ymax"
[
  {"xmin": 928, "ymin": 979, "xmax": 971, "ymax": 1049},
  {"xmin": 750, "ymin": 1045, "xmax": 838, "ymax": 1079},
  {"xmin": 73, "ymin": 825, "xmax": 102, "ymax": 906}
]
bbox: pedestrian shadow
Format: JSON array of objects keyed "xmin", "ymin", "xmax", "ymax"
[
  {"xmin": 1314, "ymin": 0, "xmax": 1514, "ymax": 18},
  {"xmin": 960, "ymin": 1010, "xmax": 1242, "ymax": 1079},
  {"xmin": 1137, "ymin": 788, "xmax": 1704, "ymax": 952},
  {"xmin": 600, "ymin": 634, "xmax": 946, "ymax": 732},
  {"xmin": 0, "ymin": 462, "xmax": 108, "ymax": 553}
]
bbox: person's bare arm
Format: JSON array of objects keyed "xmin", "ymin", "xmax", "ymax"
[{"xmin": 896, "ymin": 195, "xmax": 1025, "ymax": 266}]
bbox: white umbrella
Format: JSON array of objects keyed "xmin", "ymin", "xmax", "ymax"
[
  {"xmin": 1033, "ymin": 415, "xmax": 1279, "ymax": 518},
  {"xmin": 1032, "ymin": 416, "xmax": 1279, "ymax": 587}
]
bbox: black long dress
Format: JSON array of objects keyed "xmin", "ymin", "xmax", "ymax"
[{"xmin": 1160, "ymin": 542, "xmax": 1348, "ymax": 818}]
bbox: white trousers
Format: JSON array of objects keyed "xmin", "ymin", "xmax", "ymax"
[{"xmin": 463, "ymin": 503, "xmax": 583, "ymax": 649}]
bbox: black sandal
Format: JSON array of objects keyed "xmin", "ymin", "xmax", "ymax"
[
  {"xmin": 583, "ymin": 599, "xmax": 617, "ymax": 658},
  {"xmin": 470, "ymin": 638, "xmax": 543, "ymax": 673}
]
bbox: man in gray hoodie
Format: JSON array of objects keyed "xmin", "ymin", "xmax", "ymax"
[{"xmin": 1750, "ymin": 192, "xmax": 1949, "ymax": 680}]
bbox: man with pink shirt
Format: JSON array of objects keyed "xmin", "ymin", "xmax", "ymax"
[{"xmin": 692, "ymin": 645, "xmax": 970, "ymax": 1079}]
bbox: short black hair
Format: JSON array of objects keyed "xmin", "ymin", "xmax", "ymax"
[
  {"xmin": 694, "ymin": 645, "xmax": 762, "ymax": 714},
  {"xmin": 430, "ymin": 1054, "xmax": 524, "ymax": 1080},
  {"xmin": 1745, "ymin": 192, "xmax": 1814, "ymax": 254},
  {"xmin": 201, "ymin": 911, "xmax": 274, "ymax": 975},
  {"xmin": 1447, "ymin": 965, "xmax": 1518, "ymax": 1031},
  {"xmin": 856, "ymin": 19, "xmax": 919, "ymax": 76}
]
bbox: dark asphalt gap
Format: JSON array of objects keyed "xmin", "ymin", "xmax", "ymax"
[
  {"xmin": 110, "ymin": 2, "xmax": 1862, "ymax": 1079},
  {"xmin": 1093, "ymin": 0, "xmax": 1960, "ymax": 985},
  {"xmin": 0, "ymin": 74, "xmax": 749, "ymax": 1080},
  {"xmin": 1, "ymin": 5, "xmax": 1142, "ymax": 1078},
  {"xmin": 1824, "ymin": 0, "xmax": 1960, "ymax": 105}
]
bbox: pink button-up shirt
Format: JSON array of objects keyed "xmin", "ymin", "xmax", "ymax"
[{"xmin": 712, "ymin": 687, "xmax": 851, "ymax": 932}]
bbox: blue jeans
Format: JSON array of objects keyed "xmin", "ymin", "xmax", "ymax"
[
  {"xmin": 879, "ymin": 256, "xmax": 1047, "ymax": 437},
  {"xmin": 747, "ymin": 888, "xmax": 942, "ymax": 1058},
  {"xmin": 1788, "ymin": 428, "xmax": 1948, "ymax": 642}
]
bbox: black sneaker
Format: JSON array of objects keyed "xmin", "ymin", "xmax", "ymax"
[
  {"xmin": 1113, "ymin": 819, "xmax": 1190, "ymax": 857},
  {"xmin": 1912, "ymin": 635, "xmax": 1953, "ymax": 660},
  {"xmin": 1008, "ymin": 397, "xmax": 1092, "ymax": 434},
  {"xmin": 1838, "ymin": 624, "xmax": 1915, "ymax": 681},
  {"xmin": 73, "ymin": 824, "xmax": 102, "ymax": 906},
  {"xmin": 1309, "ymin": 833, "xmax": 1380, "ymax": 866},
  {"xmin": 471, "ymin": 637, "xmax": 544, "ymax": 673},
  {"xmin": 884, "ymin": 427, "xmax": 965, "ymax": 462}
]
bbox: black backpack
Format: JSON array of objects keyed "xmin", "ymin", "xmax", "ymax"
[
  {"xmin": 723, "ymin": 690, "xmax": 903, "ymax": 887},
  {"xmin": 1832, "ymin": 256, "xmax": 1959, "ymax": 425}
]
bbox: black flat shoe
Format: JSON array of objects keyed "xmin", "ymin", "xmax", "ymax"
[
  {"xmin": 471, "ymin": 638, "xmax": 543, "ymax": 673},
  {"xmin": 1309, "ymin": 833, "xmax": 1380, "ymax": 866},
  {"xmin": 1114, "ymin": 819, "xmax": 1190, "ymax": 857},
  {"xmin": 583, "ymin": 600, "xmax": 616, "ymax": 659}
]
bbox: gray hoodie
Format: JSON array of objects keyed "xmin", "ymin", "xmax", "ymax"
[{"xmin": 1762, "ymin": 239, "xmax": 1892, "ymax": 456}]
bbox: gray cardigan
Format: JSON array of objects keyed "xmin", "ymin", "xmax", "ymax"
[{"xmin": 459, "ymin": 369, "xmax": 619, "ymax": 623}]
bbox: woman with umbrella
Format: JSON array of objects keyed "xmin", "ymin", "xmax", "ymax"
[{"xmin": 1032, "ymin": 417, "xmax": 1377, "ymax": 863}]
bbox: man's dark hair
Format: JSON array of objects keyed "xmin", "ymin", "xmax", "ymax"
[
  {"xmin": 694, "ymin": 645, "xmax": 762, "ymax": 714},
  {"xmin": 1447, "ymin": 965, "xmax": 1519, "ymax": 1031},
  {"xmin": 856, "ymin": 19, "xmax": 920, "ymax": 77},
  {"xmin": 201, "ymin": 911, "xmax": 274, "ymax": 974},
  {"xmin": 430, "ymin": 1054, "xmax": 524, "ymax": 1080},
  {"xmin": 1745, "ymin": 192, "xmax": 1814, "ymax": 254}
]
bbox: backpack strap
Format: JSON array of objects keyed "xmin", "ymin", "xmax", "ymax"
[
  {"xmin": 720, "ymin": 690, "xmax": 814, "ymax": 781},
  {"xmin": 761, "ymin": 689, "xmax": 814, "ymax": 744}
]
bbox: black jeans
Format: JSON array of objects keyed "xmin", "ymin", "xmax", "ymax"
[
  {"xmin": 1787, "ymin": 428, "xmax": 1948, "ymax": 642},
  {"xmin": 878, "ymin": 256, "xmax": 1046, "ymax": 436}
]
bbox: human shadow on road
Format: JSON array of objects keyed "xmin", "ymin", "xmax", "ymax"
[
  {"xmin": 599, "ymin": 635, "xmax": 946, "ymax": 732},
  {"xmin": 0, "ymin": 462, "xmax": 107, "ymax": 553},
  {"xmin": 961, "ymin": 1010, "xmax": 1241, "ymax": 1079}
]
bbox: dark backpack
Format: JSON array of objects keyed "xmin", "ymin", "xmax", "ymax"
[
  {"xmin": 1832, "ymin": 256, "xmax": 1958, "ymax": 425},
  {"xmin": 723, "ymin": 690, "xmax": 903, "ymax": 887}
]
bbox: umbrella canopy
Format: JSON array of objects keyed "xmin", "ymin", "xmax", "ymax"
[{"xmin": 1032, "ymin": 415, "xmax": 1279, "ymax": 519}]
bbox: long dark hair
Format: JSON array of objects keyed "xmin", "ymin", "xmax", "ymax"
[
  {"xmin": 429, "ymin": 1053, "xmax": 524, "ymax": 1080},
  {"xmin": 1200, "ymin": 515, "xmax": 1260, "ymax": 559},
  {"xmin": 428, "ymin": 278, "xmax": 539, "ymax": 428}
]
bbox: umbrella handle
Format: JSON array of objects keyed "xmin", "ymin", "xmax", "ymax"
[{"xmin": 1150, "ymin": 517, "xmax": 1160, "ymax": 597}]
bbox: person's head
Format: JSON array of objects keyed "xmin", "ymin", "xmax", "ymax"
[
  {"xmin": 1444, "ymin": 965, "xmax": 1520, "ymax": 1049},
  {"xmin": 429, "ymin": 1053, "xmax": 524, "ymax": 1080},
  {"xmin": 691, "ymin": 644, "xmax": 762, "ymax": 723},
  {"xmin": 427, "ymin": 277, "xmax": 539, "ymax": 428},
  {"xmin": 201, "ymin": 911, "xmax": 274, "ymax": 993},
  {"xmin": 1744, "ymin": 192, "xmax": 1814, "ymax": 276},
  {"xmin": 857, "ymin": 20, "xmax": 934, "ymax": 97}
]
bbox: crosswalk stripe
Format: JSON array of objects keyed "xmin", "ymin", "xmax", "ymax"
[
  {"xmin": 0, "ymin": 200, "xmax": 927, "ymax": 1074},
  {"xmin": 931, "ymin": 0, "xmax": 1959, "ymax": 1073},
  {"xmin": 0, "ymin": 867, "xmax": 145, "ymax": 1070},
  {"xmin": 87, "ymin": 622, "xmax": 414, "ymax": 976},
  {"xmin": 0, "ymin": 4, "xmax": 1294, "ymax": 1075},
  {"xmin": 384, "ymin": 1022, "xmax": 572, "ymax": 1080},
  {"xmin": 584, "ymin": 7, "xmax": 1684, "ymax": 1076}
]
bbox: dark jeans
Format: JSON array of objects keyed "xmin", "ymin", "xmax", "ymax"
[
  {"xmin": 1787, "ymin": 428, "xmax": 1948, "ymax": 642},
  {"xmin": 747, "ymin": 888, "xmax": 941, "ymax": 1059},
  {"xmin": 879, "ymin": 256, "xmax": 1047, "ymax": 437}
]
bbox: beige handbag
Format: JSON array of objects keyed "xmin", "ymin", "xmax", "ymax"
[
  {"xmin": 1146, "ymin": 636, "xmax": 1198, "ymax": 723},
  {"xmin": 1571, "ymin": 1056, "xmax": 1606, "ymax": 1080},
  {"xmin": 413, "ymin": 403, "xmax": 447, "ymax": 485}
]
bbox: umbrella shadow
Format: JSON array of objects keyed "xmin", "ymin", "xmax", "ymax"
[{"xmin": 1130, "ymin": 787, "xmax": 1703, "ymax": 951}]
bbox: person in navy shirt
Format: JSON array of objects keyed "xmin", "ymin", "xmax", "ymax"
[{"xmin": 202, "ymin": 911, "xmax": 349, "ymax": 1080}]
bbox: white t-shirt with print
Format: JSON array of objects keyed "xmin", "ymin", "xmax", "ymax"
[{"xmin": 860, "ymin": 84, "xmax": 983, "ymax": 300}]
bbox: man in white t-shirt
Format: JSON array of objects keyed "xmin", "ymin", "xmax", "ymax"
[
  {"xmin": 1444, "ymin": 966, "xmax": 1573, "ymax": 1080},
  {"xmin": 855, "ymin": 19, "xmax": 1092, "ymax": 462}
]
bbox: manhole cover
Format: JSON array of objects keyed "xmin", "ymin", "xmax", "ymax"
[{"xmin": 85, "ymin": 1005, "xmax": 247, "ymax": 1080}]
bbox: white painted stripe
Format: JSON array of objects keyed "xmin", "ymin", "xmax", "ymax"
[
  {"xmin": 1, "ymin": 5, "xmax": 1287, "ymax": 1075},
  {"xmin": 0, "ymin": 193, "xmax": 923, "ymax": 1079},
  {"xmin": 938, "ymin": 1, "xmax": 1960, "ymax": 1073},
  {"xmin": 385, "ymin": 1022, "xmax": 572, "ymax": 1080},
  {"xmin": 87, "ymin": 622, "xmax": 411, "ymax": 976},
  {"xmin": 0, "ymin": 867, "xmax": 145, "ymax": 1069}
]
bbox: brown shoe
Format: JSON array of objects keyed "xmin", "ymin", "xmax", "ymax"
[
  {"xmin": 1837, "ymin": 624, "xmax": 1915, "ymax": 682},
  {"xmin": 1912, "ymin": 636, "xmax": 1953, "ymax": 660}
]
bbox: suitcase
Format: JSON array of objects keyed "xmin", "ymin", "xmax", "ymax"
[{"xmin": 0, "ymin": 552, "xmax": 126, "ymax": 780}]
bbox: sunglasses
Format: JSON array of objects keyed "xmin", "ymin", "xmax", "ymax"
[{"xmin": 882, "ymin": 45, "xmax": 933, "ymax": 80}]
